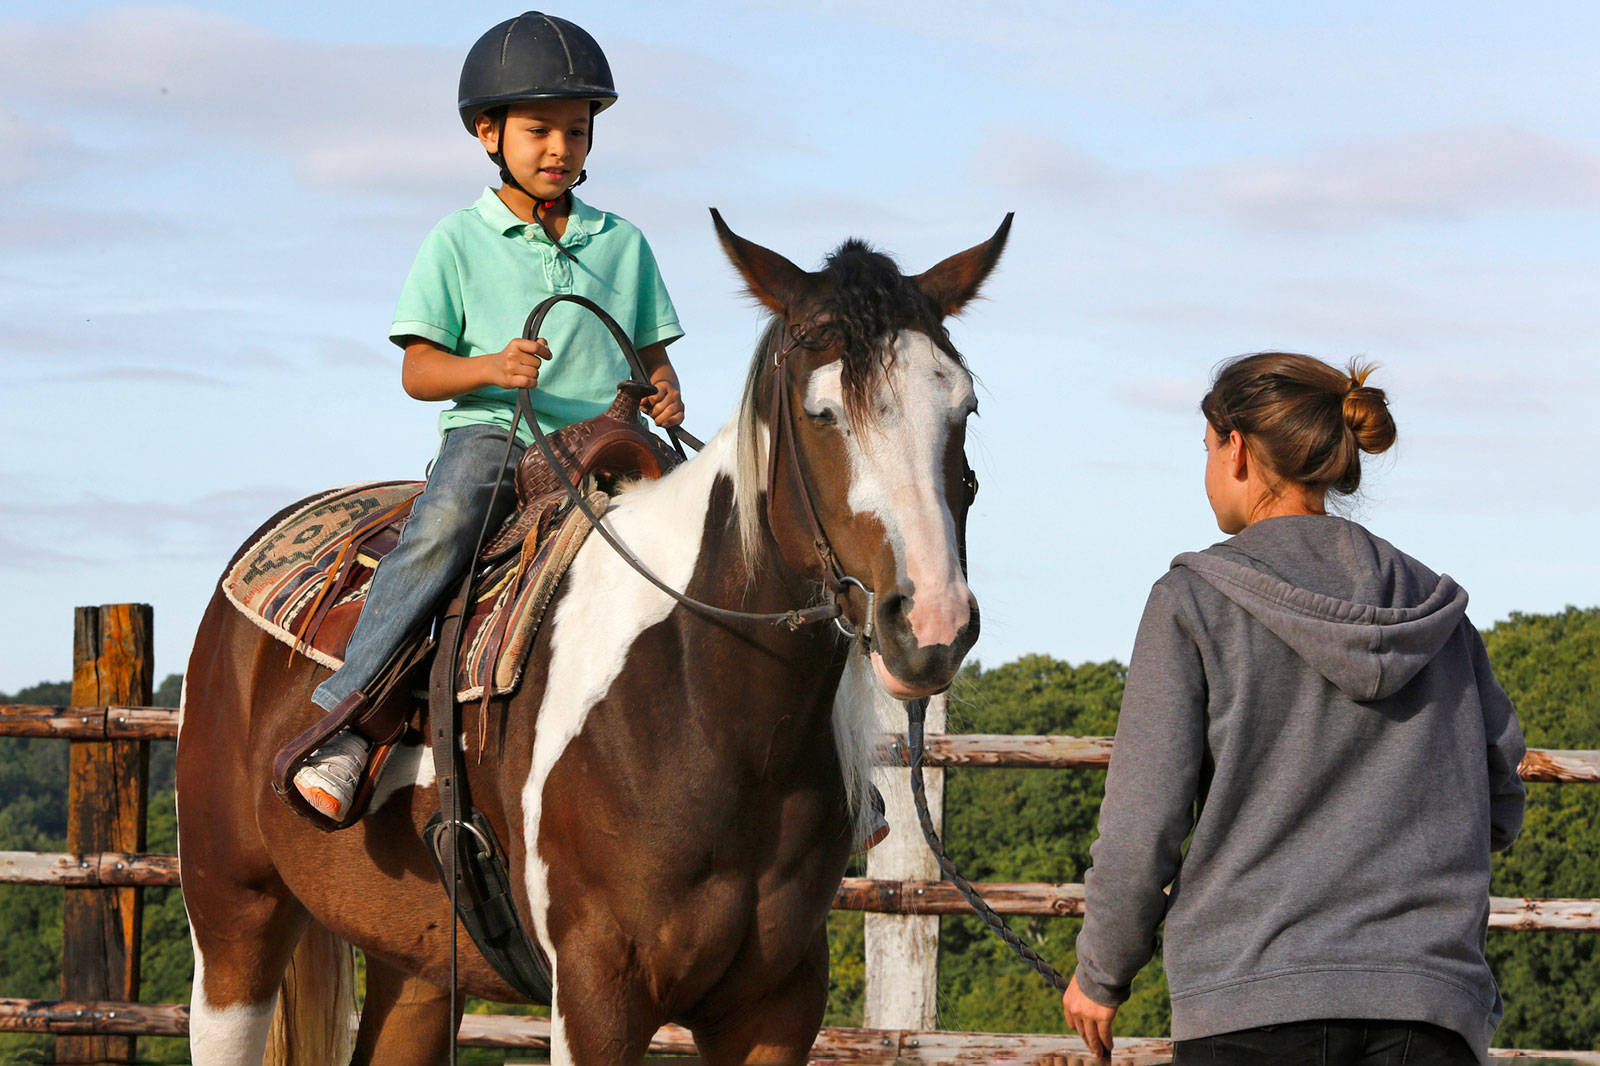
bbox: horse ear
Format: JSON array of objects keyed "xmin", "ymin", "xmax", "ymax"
[
  {"xmin": 710, "ymin": 208, "xmax": 814, "ymax": 317},
  {"xmin": 912, "ymin": 212, "xmax": 1014, "ymax": 318}
]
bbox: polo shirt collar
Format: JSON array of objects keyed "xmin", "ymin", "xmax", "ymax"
[{"xmin": 472, "ymin": 187, "xmax": 605, "ymax": 250}]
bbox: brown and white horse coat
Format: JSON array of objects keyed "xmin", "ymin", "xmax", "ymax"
[{"xmin": 177, "ymin": 213, "xmax": 1009, "ymax": 1066}]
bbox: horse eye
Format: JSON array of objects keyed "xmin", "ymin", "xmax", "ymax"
[{"xmin": 806, "ymin": 407, "xmax": 837, "ymax": 425}]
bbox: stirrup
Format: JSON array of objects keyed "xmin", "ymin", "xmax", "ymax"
[
  {"xmin": 293, "ymin": 731, "xmax": 372, "ymax": 821},
  {"xmin": 272, "ymin": 691, "xmax": 401, "ymax": 832}
]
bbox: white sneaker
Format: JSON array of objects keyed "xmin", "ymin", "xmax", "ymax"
[{"xmin": 292, "ymin": 729, "xmax": 371, "ymax": 822}]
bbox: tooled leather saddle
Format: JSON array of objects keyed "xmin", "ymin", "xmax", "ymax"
[{"xmin": 266, "ymin": 380, "xmax": 682, "ymax": 831}]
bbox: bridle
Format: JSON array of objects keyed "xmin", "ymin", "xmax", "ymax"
[
  {"xmin": 491, "ymin": 296, "xmax": 882, "ymax": 641},
  {"xmin": 764, "ymin": 318, "xmax": 878, "ymax": 643},
  {"xmin": 430, "ymin": 300, "xmax": 1004, "ymax": 1066},
  {"xmin": 762, "ymin": 318, "xmax": 980, "ymax": 645},
  {"xmin": 434, "ymin": 301, "xmax": 880, "ymax": 1062}
]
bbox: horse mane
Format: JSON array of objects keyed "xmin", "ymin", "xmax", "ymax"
[{"xmin": 731, "ymin": 239, "xmax": 966, "ymax": 574}]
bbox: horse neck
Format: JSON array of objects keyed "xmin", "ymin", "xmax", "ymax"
[{"xmin": 608, "ymin": 418, "xmax": 847, "ymax": 752}]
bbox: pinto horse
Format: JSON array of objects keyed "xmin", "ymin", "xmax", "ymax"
[{"xmin": 176, "ymin": 212, "xmax": 1009, "ymax": 1066}]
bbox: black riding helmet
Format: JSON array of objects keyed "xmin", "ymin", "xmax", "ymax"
[
  {"xmin": 457, "ymin": 12, "xmax": 616, "ymax": 132},
  {"xmin": 459, "ymin": 13, "xmax": 616, "ymax": 253}
]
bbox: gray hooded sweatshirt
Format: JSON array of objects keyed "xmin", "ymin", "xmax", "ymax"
[{"xmin": 1074, "ymin": 516, "xmax": 1526, "ymax": 1063}]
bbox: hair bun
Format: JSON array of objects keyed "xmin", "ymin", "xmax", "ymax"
[
  {"xmin": 1342, "ymin": 360, "xmax": 1396, "ymax": 455},
  {"xmin": 1201, "ymin": 351, "xmax": 1399, "ymax": 497}
]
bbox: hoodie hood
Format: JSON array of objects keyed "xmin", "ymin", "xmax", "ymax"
[{"xmin": 1173, "ymin": 516, "xmax": 1469, "ymax": 701}]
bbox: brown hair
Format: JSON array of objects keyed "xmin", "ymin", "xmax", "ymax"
[{"xmin": 1201, "ymin": 352, "xmax": 1397, "ymax": 496}]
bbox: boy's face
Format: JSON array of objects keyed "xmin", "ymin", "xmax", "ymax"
[{"xmin": 476, "ymin": 99, "xmax": 592, "ymax": 203}]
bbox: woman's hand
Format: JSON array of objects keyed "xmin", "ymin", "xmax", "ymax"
[
  {"xmin": 1062, "ymin": 973, "xmax": 1118, "ymax": 1060},
  {"xmin": 483, "ymin": 337, "xmax": 551, "ymax": 391},
  {"xmin": 642, "ymin": 362, "xmax": 684, "ymax": 428}
]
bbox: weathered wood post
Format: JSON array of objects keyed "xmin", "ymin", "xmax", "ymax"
[
  {"xmin": 60, "ymin": 604, "xmax": 153, "ymax": 1065},
  {"xmin": 864, "ymin": 691, "xmax": 946, "ymax": 1029}
]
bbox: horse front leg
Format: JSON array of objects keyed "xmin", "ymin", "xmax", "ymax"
[
  {"xmin": 548, "ymin": 944, "xmax": 660, "ymax": 1066},
  {"xmin": 691, "ymin": 930, "xmax": 829, "ymax": 1066}
]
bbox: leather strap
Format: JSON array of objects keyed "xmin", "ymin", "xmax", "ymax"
[
  {"xmin": 522, "ymin": 293, "xmax": 699, "ymax": 458},
  {"xmin": 415, "ymin": 297, "xmax": 877, "ymax": 1043},
  {"xmin": 427, "ymin": 577, "xmax": 553, "ymax": 1014},
  {"xmin": 428, "ymin": 588, "xmax": 468, "ymax": 1036},
  {"xmin": 511, "ymin": 295, "xmax": 846, "ymax": 631},
  {"xmin": 766, "ymin": 350, "xmax": 849, "ymax": 595},
  {"xmin": 517, "ymin": 385, "xmax": 841, "ymax": 630}
]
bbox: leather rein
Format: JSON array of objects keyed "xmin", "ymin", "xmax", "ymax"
[
  {"xmin": 512, "ymin": 296, "xmax": 875, "ymax": 640},
  {"xmin": 427, "ymin": 298, "xmax": 1048, "ymax": 1065},
  {"xmin": 428, "ymin": 298, "xmax": 878, "ymax": 1065}
]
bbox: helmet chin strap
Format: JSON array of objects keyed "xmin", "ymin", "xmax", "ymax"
[{"xmin": 489, "ymin": 109, "xmax": 582, "ymax": 262}]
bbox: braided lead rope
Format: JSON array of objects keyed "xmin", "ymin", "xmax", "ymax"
[{"xmin": 904, "ymin": 696, "xmax": 1070, "ymax": 992}]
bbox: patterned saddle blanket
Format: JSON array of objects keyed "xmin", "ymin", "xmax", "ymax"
[{"xmin": 223, "ymin": 480, "xmax": 604, "ymax": 703}]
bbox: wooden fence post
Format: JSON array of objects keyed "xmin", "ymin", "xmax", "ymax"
[
  {"xmin": 60, "ymin": 604, "xmax": 153, "ymax": 1066},
  {"xmin": 864, "ymin": 691, "xmax": 946, "ymax": 1029}
]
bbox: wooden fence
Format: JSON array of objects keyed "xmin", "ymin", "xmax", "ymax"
[{"xmin": 2, "ymin": 605, "xmax": 1598, "ymax": 1064}]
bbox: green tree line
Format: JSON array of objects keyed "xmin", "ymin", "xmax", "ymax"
[{"xmin": 2, "ymin": 608, "xmax": 1596, "ymax": 1061}]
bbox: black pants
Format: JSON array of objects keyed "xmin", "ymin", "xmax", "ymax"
[{"xmin": 1172, "ymin": 1019, "xmax": 1475, "ymax": 1065}]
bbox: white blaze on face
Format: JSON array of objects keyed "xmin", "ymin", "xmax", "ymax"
[{"xmin": 804, "ymin": 330, "xmax": 975, "ymax": 652}]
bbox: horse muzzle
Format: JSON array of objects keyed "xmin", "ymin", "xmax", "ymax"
[{"xmin": 867, "ymin": 586, "xmax": 979, "ymax": 698}]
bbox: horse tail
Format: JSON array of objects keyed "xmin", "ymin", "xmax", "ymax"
[{"xmin": 262, "ymin": 921, "xmax": 357, "ymax": 1066}]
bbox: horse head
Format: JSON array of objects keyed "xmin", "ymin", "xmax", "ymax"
[{"xmin": 714, "ymin": 210, "xmax": 1012, "ymax": 699}]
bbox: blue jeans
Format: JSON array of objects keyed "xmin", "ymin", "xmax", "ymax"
[
  {"xmin": 311, "ymin": 425, "xmax": 524, "ymax": 712},
  {"xmin": 1172, "ymin": 1019, "xmax": 1474, "ymax": 1066}
]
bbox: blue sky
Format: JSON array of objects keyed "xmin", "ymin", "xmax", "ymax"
[{"xmin": 3, "ymin": 2, "xmax": 1598, "ymax": 698}]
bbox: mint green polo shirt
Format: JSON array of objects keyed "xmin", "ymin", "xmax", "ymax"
[{"xmin": 391, "ymin": 189, "xmax": 684, "ymax": 440}]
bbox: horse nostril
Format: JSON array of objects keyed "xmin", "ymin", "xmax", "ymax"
[
  {"xmin": 877, "ymin": 590, "xmax": 909, "ymax": 625},
  {"xmin": 875, "ymin": 586, "xmax": 978, "ymax": 653}
]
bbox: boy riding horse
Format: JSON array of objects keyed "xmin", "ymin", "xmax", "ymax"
[{"xmin": 293, "ymin": 12, "xmax": 687, "ymax": 823}]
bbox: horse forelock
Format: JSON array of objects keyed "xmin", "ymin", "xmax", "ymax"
[
  {"xmin": 731, "ymin": 241, "xmax": 966, "ymax": 576},
  {"xmin": 819, "ymin": 239, "xmax": 962, "ymax": 426}
]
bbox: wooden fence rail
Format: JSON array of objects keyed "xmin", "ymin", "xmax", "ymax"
[
  {"xmin": 2, "ymin": 999, "xmax": 1596, "ymax": 1064},
  {"xmin": 4, "ymin": 605, "xmax": 1599, "ymax": 1064},
  {"xmin": 4, "ymin": 856, "xmax": 1598, "ymax": 932},
  {"xmin": 6, "ymin": 704, "xmax": 1598, "ymax": 783}
]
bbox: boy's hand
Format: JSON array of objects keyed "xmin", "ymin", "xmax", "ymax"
[
  {"xmin": 484, "ymin": 337, "xmax": 551, "ymax": 390},
  {"xmin": 1062, "ymin": 973, "xmax": 1117, "ymax": 1060},
  {"xmin": 642, "ymin": 363, "xmax": 684, "ymax": 428}
]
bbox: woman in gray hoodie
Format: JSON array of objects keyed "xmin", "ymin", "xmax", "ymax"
[{"xmin": 1061, "ymin": 353, "xmax": 1526, "ymax": 1065}]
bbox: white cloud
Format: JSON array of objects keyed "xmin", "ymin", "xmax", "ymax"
[
  {"xmin": 0, "ymin": 6, "xmax": 456, "ymax": 190},
  {"xmin": 0, "ymin": 532, "xmax": 92, "ymax": 569},
  {"xmin": 3, "ymin": 486, "xmax": 306, "ymax": 572},
  {"xmin": 33, "ymin": 365, "xmax": 230, "ymax": 387},
  {"xmin": 968, "ymin": 120, "xmax": 1600, "ymax": 235},
  {"xmin": 977, "ymin": 125, "xmax": 1111, "ymax": 195},
  {"xmin": 1116, "ymin": 271, "xmax": 1600, "ymax": 356},
  {"xmin": 1207, "ymin": 126, "xmax": 1600, "ymax": 229},
  {"xmin": 0, "ymin": 6, "xmax": 795, "ymax": 200},
  {"xmin": 1113, "ymin": 377, "xmax": 1204, "ymax": 415},
  {"xmin": 0, "ymin": 109, "xmax": 74, "ymax": 187},
  {"xmin": 0, "ymin": 202, "xmax": 179, "ymax": 252},
  {"xmin": 1404, "ymin": 365, "xmax": 1599, "ymax": 421}
]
